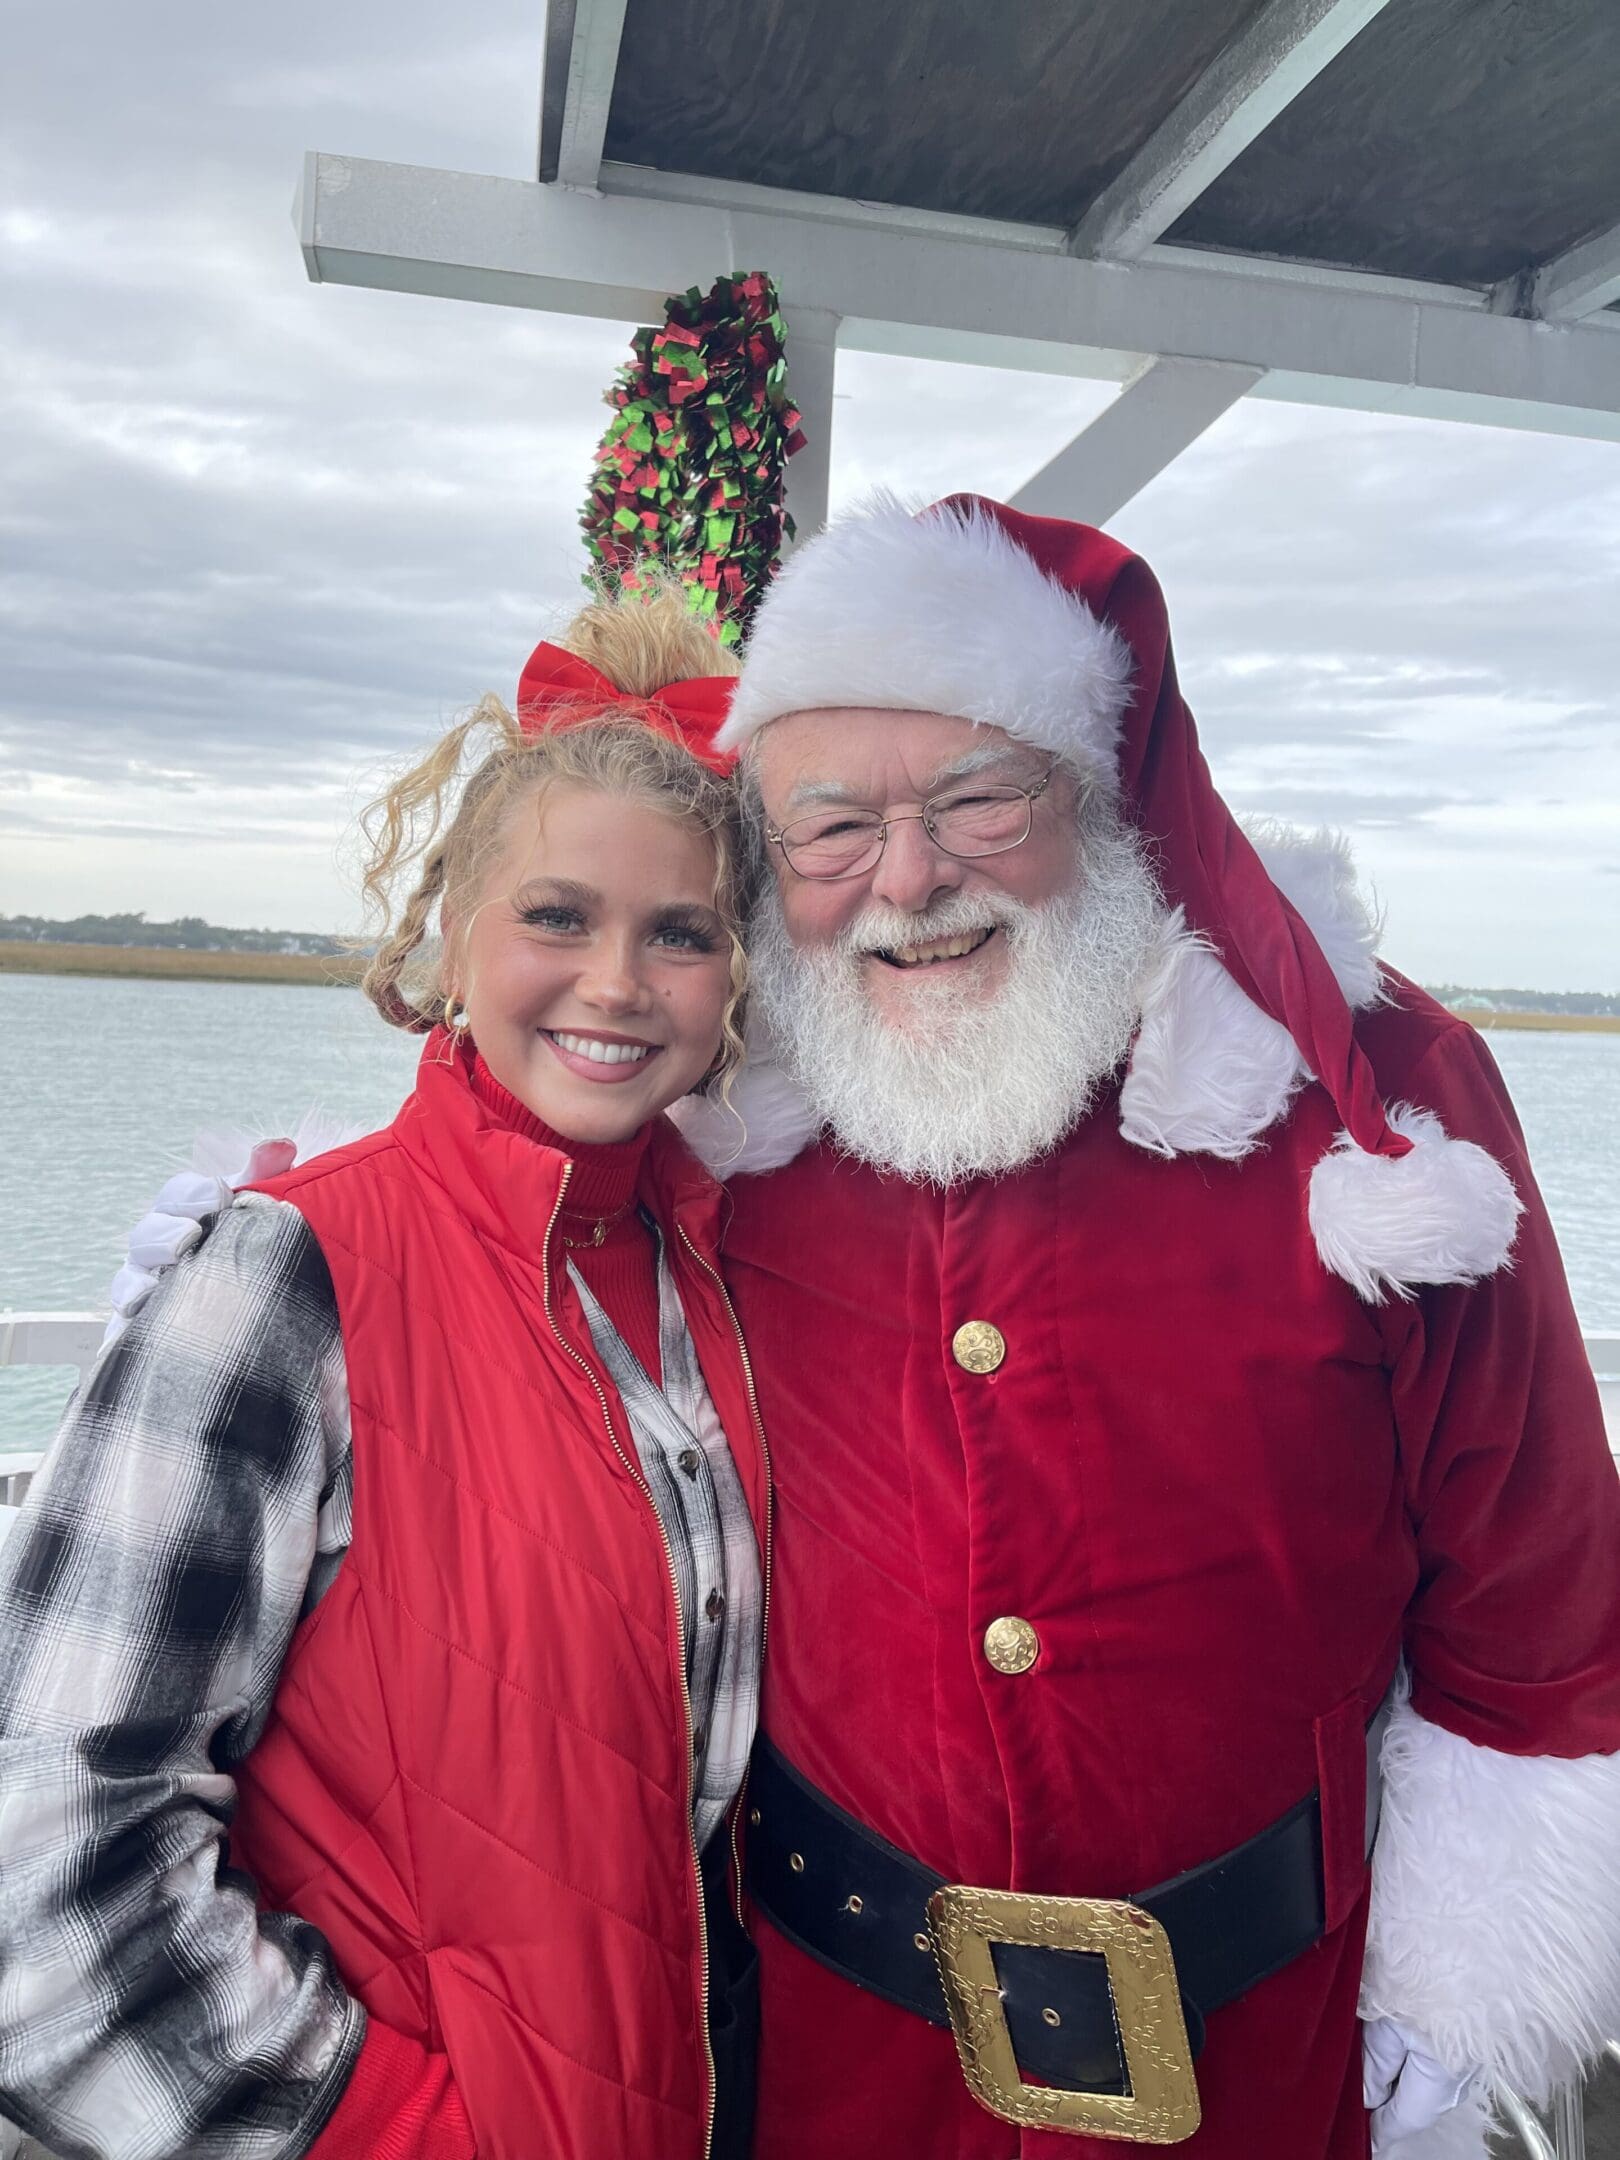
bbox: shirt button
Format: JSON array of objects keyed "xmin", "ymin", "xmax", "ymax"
[
  {"xmin": 952, "ymin": 1321, "xmax": 1005, "ymax": 1374},
  {"xmin": 983, "ymin": 1616, "xmax": 1040, "ymax": 1674},
  {"xmin": 692, "ymin": 1724, "xmax": 707, "ymax": 1754},
  {"xmin": 705, "ymin": 1589, "xmax": 725, "ymax": 1622},
  {"xmin": 678, "ymin": 1448, "xmax": 701, "ymax": 1478}
]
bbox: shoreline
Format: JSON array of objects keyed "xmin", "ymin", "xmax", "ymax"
[
  {"xmin": 2, "ymin": 942, "xmax": 1616, "ymax": 1031},
  {"xmin": 1451, "ymin": 1009, "xmax": 1620, "ymax": 1034},
  {"xmin": 0, "ymin": 941, "xmax": 364, "ymax": 987}
]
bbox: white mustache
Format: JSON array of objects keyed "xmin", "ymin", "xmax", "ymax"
[{"xmin": 841, "ymin": 893, "xmax": 1019, "ymax": 958}]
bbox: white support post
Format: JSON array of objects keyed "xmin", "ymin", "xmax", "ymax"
[
  {"xmin": 1010, "ymin": 357, "xmax": 1262, "ymax": 524},
  {"xmin": 781, "ymin": 304, "xmax": 839, "ymax": 543},
  {"xmin": 554, "ymin": 0, "xmax": 630, "ymax": 191},
  {"xmin": 1529, "ymin": 221, "xmax": 1620, "ymax": 323},
  {"xmin": 1068, "ymin": 0, "xmax": 1393, "ymax": 260}
]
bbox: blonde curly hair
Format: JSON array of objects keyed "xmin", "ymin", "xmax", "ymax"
[{"xmin": 357, "ymin": 582, "xmax": 748, "ymax": 1094}]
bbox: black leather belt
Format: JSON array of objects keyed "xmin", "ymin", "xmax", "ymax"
[{"xmin": 745, "ymin": 1692, "xmax": 1392, "ymax": 2143}]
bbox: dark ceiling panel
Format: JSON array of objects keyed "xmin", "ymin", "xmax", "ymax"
[
  {"xmin": 1169, "ymin": 0, "xmax": 1620, "ymax": 287},
  {"xmin": 605, "ymin": 0, "xmax": 1265, "ymax": 229}
]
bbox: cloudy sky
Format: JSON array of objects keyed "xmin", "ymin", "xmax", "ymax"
[{"xmin": 3, "ymin": 0, "xmax": 1617, "ymax": 989}]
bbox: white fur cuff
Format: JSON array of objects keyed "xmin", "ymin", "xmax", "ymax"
[{"xmin": 1361, "ymin": 1696, "xmax": 1620, "ymax": 2107}]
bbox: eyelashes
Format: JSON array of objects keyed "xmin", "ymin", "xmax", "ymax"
[
  {"xmin": 652, "ymin": 910, "xmax": 719, "ymax": 953},
  {"xmin": 517, "ymin": 904, "xmax": 718, "ymax": 954}
]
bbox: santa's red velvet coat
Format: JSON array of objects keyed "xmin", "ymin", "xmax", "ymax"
[{"xmin": 719, "ymin": 977, "xmax": 1620, "ymax": 2159}]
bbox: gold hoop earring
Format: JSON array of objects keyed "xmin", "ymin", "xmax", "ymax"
[{"xmin": 443, "ymin": 995, "xmax": 471, "ymax": 1032}]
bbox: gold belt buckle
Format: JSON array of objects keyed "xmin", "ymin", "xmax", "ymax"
[{"xmin": 926, "ymin": 1885, "xmax": 1202, "ymax": 2144}]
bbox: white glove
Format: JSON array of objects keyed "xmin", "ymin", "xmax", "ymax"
[
  {"xmin": 1363, "ymin": 2016, "xmax": 1480, "ymax": 2151},
  {"xmin": 102, "ymin": 1141, "xmax": 299, "ymax": 1349}
]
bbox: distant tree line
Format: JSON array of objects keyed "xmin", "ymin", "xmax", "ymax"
[
  {"xmin": 1426, "ymin": 983, "xmax": 1620, "ymax": 1017},
  {"xmin": 0, "ymin": 912, "xmax": 349, "ymax": 958}
]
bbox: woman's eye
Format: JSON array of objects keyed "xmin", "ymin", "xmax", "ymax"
[
  {"xmin": 522, "ymin": 906, "xmax": 584, "ymax": 933},
  {"xmin": 653, "ymin": 924, "xmax": 716, "ymax": 953}
]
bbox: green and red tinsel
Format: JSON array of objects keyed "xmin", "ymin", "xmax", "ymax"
[{"xmin": 581, "ymin": 270, "xmax": 805, "ymax": 644}]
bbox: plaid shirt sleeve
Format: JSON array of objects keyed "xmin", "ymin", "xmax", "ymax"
[{"xmin": 0, "ymin": 1193, "xmax": 364, "ymax": 2160}]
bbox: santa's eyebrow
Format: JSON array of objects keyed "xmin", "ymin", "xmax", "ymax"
[
  {"xmin": 783, "ymin": 779, "xmax": 862, "ymax": 810},
  {"xmin": 783, "ymin": 746, "xmax": 1032, "ymax": 814},
  {"xmin": 923, "ymin": 746, "xmax": 1031, "ymax": 789}
]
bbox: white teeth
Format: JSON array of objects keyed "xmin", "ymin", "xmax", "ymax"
[
  {"xmin": 551, "ymin": 1031, "xmax": 652, "ymax": 1065},
  {"xmin": 888, "ymin": 931, "xmax": 991, "ymax": 967}
]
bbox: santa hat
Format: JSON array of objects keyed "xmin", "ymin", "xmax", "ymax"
[
  {"xmin": 703, "ymin": 493, "xmax": 1521, "ymax": 1303},
  {"xmin": 517, "ymin": 640, "xmax": 737, "ymax": 774}
]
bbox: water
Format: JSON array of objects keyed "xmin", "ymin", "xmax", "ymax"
[
  {"xmin": 3, "ymin": 976, "xmax": 421, "ymax": 1445},
  {"xmin": 2, "ymin": 977, "xmax": 1618, "ymax": 1447}
]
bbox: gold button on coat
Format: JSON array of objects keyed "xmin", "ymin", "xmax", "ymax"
[
  {"xmin": 952, "ymin": 1320, "xmax": 1006, "ymax": 1374},
  {"xmin": 983, "ymin": 1616, "xmax": 1040, "ymax": 1674}
]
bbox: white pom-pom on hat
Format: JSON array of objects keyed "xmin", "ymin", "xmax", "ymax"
[{"xmin": 1309, "ymin": 1104, "xmax": 1523, "ymax": 1304}]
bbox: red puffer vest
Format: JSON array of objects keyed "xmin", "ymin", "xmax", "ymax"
[{"xmin": 230, "ymin": 1037, "xmax": 769, "ymax": 2160}]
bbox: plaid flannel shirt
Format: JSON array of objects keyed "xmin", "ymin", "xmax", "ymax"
[
  {"xmin": 0, "ymin": 1195, "xmax": 358, "ymax": 2160},
  {"xmin": 0, "ymin": 1189, "xmax": 760, "ymax": 2160}
]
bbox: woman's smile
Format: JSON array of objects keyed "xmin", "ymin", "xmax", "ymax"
[{"xmin": 541, "ymin": 1024, "xmax": 665, "ymax": 1083}]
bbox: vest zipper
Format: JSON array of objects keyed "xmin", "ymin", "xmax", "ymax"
[
  {"xmin": 675, "ymin": 1226, "xmax": 775, "ymax": 1929},
  {"xmin": 540, "ymin": 1165, "xmax": 718, "ymax": 2160}
]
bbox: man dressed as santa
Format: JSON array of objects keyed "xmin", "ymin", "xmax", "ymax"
[{"xmin": 678, "ymin": 493, "xmax": 1620, "ymax": 2157}]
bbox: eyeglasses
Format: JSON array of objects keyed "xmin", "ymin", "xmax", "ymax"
[{"xmin": 766, "ymin": 768, "xmax": 1056, "ymax": 882}]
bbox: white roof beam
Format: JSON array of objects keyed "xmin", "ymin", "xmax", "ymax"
[
  {"xmin": 780, "ymin": 305, "xmax": 840, "ymax": 541},
  {"xmin": 1527, "ymin": 220, "xmax": 1620, "ymax": 323},
  {"xmin": 551, "ymin": 0, "xmax": 630, "ymax": 191},
  {"xmin": 1068, "ymin": 0, "xmax": 1394, "ymax": 261},
  {"xmin": 1010, "ymin": 358, "xmax": 1263, "ymax": 524},
  {"xmin": 294, "ymin": 154, "xmax": 1620, "ymax": 445}
]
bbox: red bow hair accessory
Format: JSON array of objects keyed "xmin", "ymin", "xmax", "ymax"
[{"xmin": 515, "ymin": 642, "xmax": 738, "ymax": 776}]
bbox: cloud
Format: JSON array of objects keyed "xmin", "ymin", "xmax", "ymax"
[{"xmin": 2, "ymin": 0, "xmax": 1617, "ymax": 985}]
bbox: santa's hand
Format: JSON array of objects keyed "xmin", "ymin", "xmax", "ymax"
[
  {"xmin": 1363, "ymin": 2016, "xmax": 1480, "ymax": 2151},
  {"xmin": 102, "ymin": 1141, "xmax": 299, "ymax": 1350}
]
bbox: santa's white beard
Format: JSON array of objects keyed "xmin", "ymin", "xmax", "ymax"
[{"xmin": 748, "ymin": 813, "xmax": 1166, "ymax": 1186}]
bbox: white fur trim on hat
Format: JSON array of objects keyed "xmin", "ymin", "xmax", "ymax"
[
  {"xmin": 1361, "ymin": 1687, "xmax": 1620, "ymax": 2124},
  {"xmin": 719, "ymin": 494, "xmax": 1134, "ymax": 786},
  {"xmin": 1119, "ymin": 920, "xmax": 1308, "ymax": 1162},
  {"xmin": 1308, "ymin": 1103, "xmax": 1523, "ymax": 1304},
  {"xmin": 1118, "ymin": 823, "xmax": 1382, "ymax": 1164}
]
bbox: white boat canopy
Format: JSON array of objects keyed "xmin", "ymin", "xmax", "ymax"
[{"xmin": 295, "ymin": 0, "xmax": 1620, "ymax": 536}]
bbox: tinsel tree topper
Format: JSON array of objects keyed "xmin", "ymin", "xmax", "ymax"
[{"xmin": 581, "ymin": 270, "xmax": 806, "ymax": 644}]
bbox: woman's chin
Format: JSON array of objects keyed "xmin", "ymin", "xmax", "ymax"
[{"xmin": 516, "ymin": 1063, "xmax": 695, "ymax": 1146}]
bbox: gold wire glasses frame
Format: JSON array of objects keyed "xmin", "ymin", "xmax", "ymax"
[{"xmin": 766, "ymin": 767, "xmax": 1057, "ymax": 882}]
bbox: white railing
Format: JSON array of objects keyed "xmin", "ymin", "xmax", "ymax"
[
  {"xmin": 3, "ymin": 1309, "xmax": 1617, "ymax": 1508},
  {"xmin": 0, "ymin": 1312, "xmax": 105, "ymax": 1516}
]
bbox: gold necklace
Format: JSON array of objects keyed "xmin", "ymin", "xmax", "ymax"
[{"xmin": 558, "ymin": 1196, "xmax": 639, "ymax": 1250}]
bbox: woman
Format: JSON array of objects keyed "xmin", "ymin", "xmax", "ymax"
[{"xmin": 0, "ymin": 591, "xmax": 767, "ymax": 2160}]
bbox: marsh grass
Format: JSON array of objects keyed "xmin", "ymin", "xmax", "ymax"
[{"xmin": 0, "ymin": 942, "xmax": 364, "ymax": 987}]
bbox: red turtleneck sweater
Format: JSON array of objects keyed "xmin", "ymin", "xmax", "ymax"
[{"xmin": 471, "ymin": 1055, "xmax": 664, "ymax": 1383}]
